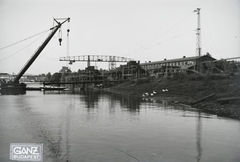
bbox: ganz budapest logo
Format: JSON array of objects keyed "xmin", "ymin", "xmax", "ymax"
[{"xmin": 10, "ymin": 143, "xmax": 43, "ymax": 161}]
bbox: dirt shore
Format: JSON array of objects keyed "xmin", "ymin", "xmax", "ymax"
[{"xmin": 106, "ymin": 74, "xmax": 240, "ymax": 119}]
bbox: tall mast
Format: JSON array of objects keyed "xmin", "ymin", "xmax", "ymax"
[{"xmin": 194, "ymin": 8, "xmax": 201, "ymax": 57}]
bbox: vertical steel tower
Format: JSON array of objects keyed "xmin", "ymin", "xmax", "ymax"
[{"xmin": 194, "ymin": 8, "xmax": 201, "ymax": 57}]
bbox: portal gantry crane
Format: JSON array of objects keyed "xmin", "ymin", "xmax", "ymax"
[{"xmin": 59, "ymin": 55, "xmax": 135, "ymax": 70}]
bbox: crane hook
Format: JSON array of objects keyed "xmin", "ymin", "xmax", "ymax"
[
  {"xmin": 67, "ymin": 29, "xmax": 70, "ymax": 36},
  {"xmin": 59, "ymin": 38, "xmax": 62, "ymax": 46}
]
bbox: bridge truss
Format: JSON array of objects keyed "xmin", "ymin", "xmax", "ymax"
[{"xmin": 59, "ymin": 55, "xmax": 135, "ymax": 70}]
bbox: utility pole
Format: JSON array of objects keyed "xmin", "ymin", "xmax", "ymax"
[{"xmin": 194, "ymin": 8, "xmax": 201, "ymax": 57}]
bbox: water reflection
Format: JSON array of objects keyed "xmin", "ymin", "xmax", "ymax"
[
  {"xmin": 63, "ymin": 101, "xmax": 71, "ymax": 162},
  {"xmin": 75, "ymin": 90, "xmax": 142, "ymax": 113},
  {"xmin": 6, "ymin": 90, "xmax": 238, "ymax": 162},
  {"xmin": 79, "ymin": 90, "xmax": 100, "ymax": 109},
  {"xmin": 196, "ymin": 111, "xmax": 203, "ymax": 162},
  {"xmin": 109, "ymin": 93, "xmax": 141, "ymax": 112},
  {"xmin": 14, "ymin": 94, "xmax": 72, "ymax": 162}
]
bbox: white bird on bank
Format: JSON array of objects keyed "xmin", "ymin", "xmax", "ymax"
[
  {"xmin": 142, "ymin": 91, "xmax": 156, "ymax": 98},
  {"xmin": 142, "ymin": 91, "xmax": 158, "ymax": 98}
]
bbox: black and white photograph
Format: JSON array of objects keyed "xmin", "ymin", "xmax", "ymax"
[{"xmin": 0, "ymin": 0, "xmax": 239, "ymax": 161}]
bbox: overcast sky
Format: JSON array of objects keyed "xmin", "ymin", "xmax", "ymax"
[{"xmin": 0, "ymin": 0, "xmax": 239, "ymax": 75}]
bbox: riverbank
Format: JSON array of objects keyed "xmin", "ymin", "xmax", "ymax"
[{"xmin": 106, "ymin": 74, "xmax": 240, "ymax": 119}]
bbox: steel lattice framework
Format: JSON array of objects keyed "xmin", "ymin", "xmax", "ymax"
[
  {"xmin": 59, "ymin": 55, "xmax": 135, "ymax": 70},
  {"xmin": 194, "ymin": 8, "xmax": 202, "ymax": 57}
]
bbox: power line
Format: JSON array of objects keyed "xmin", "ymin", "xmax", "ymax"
[
  {"xmin": 202, "ymin": 16, "xmax": 221, "ymax": 58},
  {"xmin": 126, "ymin": 11, "xmax": 194, "ymax": 57},
  {"xmin": 125, "ymin": 30, "xmax": 194, "ymax": 56}
]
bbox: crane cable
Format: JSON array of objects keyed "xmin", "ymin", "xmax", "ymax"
[
  {"xmin": 10, "ymin": 34, "xmax": 68, "ymax": 73},
  {"xmin": 0, "ymin": 29, "xmax": 50, "ymax": 51},
  {"xmin": 0, "ymin": 30, "xmax": 50, "ymax": 62},
  {"xmin": 126, "ymin": 30, "xmax": 194, "ymax": 56},
  {"xmin": 65, "ymin": 21, "xmax": 70, "ymax": 66}
]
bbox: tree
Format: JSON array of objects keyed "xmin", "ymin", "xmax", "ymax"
[
  {"xmin": 46, "ymin": 72, "xmax": 51, "ymax": 81},
  {"xmin": 59, "ymin": 66, "xmax": 72, "ymax": 73},
  {"xmin": 206, "ymin": 52, "xmax": 212, "ymax": 57},
  {"xmin": 50, "ymin": 73, "xmax": 62, "ymax": 82},
  {"xmin": 38, "ymin": 73, "xmax": 45, "ymax": 77}
]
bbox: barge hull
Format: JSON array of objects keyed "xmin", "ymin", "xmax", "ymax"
[{"xmin": 0, "ymin": 83, "xmax": 26, "ymax": 95}]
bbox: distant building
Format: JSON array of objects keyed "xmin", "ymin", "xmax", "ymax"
[
  {"xmin": 0, "ymin": 73, "xmax": 10, "ymax": 83},
  {"xmin": 19, "ymin": 75, "xmax": 47, "ymax": 82},
  {"xmin": 64, "ymin": 66, "xmax": 103, "ymax": 82},
  {"xmin": 108, "ymin": 61, "xmax": 147, "ymax": 79},
  {"xmin": 140, "ymin": 54, "xmax": 216, "ymax": 77},
  {"xmin": 59, "ymin": 66, "xmax": 71, "ymax": 73},
  {"xmin": 37, "ymin": 76, "xmax": 47, "ymax": 82}
]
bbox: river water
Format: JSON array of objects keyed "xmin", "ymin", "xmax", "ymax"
[{"xmin": 0, "ymin": 90, "xmax": 239, "ymax": 162}]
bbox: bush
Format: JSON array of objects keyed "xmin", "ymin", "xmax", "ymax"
[
  {"xmin": 203, "ymin": 76, "xmax": 213, "ymax": 86},
  {"xmin": 172, "ymin": 73, "xmax": 187, "ymax": 80},
  {"xmin": 187, "ymin": 75, "xmax": 205, "ymax": 81},
  {"xmin": 187, "ymin": 74, "xmax": 229, "ymax": 81},
  {"xmin": 136, "ymin": 78, "xmax": 150, "ymax": 85},
  {"xmin": 130, "ymin": 79, "xmax": 135, "ymax": 84},
  {"xmin": 208, "ymin": 74, "xmax": 229, "ymax": 80}
]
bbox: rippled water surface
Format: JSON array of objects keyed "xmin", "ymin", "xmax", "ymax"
[{"xmin": 0, "ymin": 90, "xmax": 240, "ymax": 162}]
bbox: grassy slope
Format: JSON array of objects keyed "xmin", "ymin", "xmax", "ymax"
[{"xmin": 109, "ymin": 74, "xmax": 240, "ymax": 119}]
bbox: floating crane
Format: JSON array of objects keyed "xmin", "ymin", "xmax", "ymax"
[
  {"xmin": 60, "ymin": 55, "xmax": 135, "ymax": 70},
  {"xmin": 0, "ymin": 17, "xmax": 70, "ymax": 95}
]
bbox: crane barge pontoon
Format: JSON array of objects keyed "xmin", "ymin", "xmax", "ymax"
[{"xmin": 0, "ymin": 17, "xmax": 70, "ymax": 95}]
